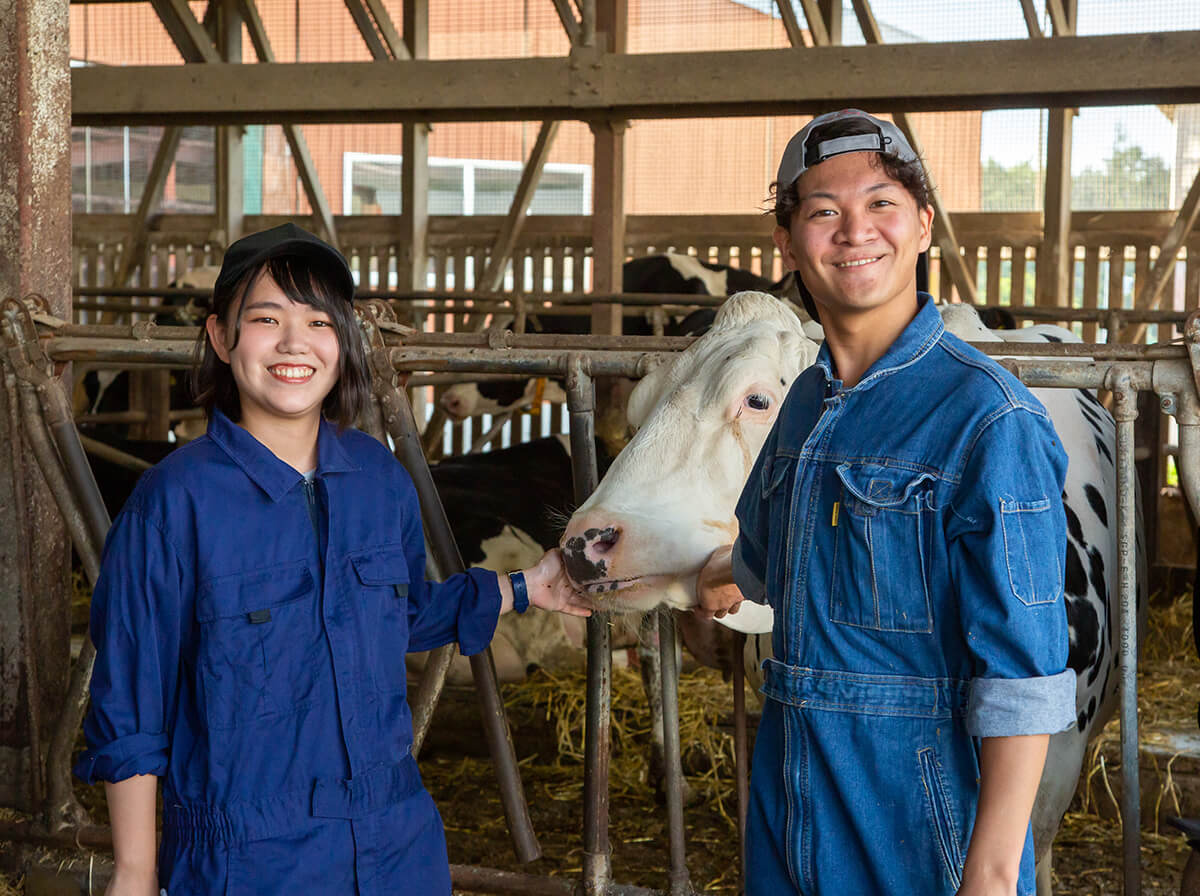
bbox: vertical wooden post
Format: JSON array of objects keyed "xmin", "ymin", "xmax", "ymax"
[
  {"xmin": 589, "ymin": 0, "xmax": 626, "ymax": 335},
  {"xmin": 215, "ymin": 0, "xmax": 244, "ymax": 247},
  {"xmin": 401, "ymin": 0, "xmax": 429, "ymax": 293},
  {"xmin": 0, "ymin": 0, "xmax": 72, "ymax": 811},
  {"xmin": 1035, "ymin": 0, "xmax": 1077, "ymax": 309}
]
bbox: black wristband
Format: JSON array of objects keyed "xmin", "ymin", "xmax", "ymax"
[{"xmin": 508, "ymin": 571, "xmax": 530, "ymax": 614}]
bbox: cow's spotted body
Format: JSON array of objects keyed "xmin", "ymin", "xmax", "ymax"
[{"xmin": 565, "ymin": 294, "xmax": 1144, "ymax": 891}]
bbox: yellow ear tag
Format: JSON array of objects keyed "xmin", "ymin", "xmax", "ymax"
[
  {"xmin": 831, "ymin": 501, "xmax": 840, "ymax": 527},
  {"xmin": 531, "ymin": 377, "xmax": 547, "ymax": 416}
]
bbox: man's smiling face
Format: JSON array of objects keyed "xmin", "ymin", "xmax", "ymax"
[{"xmin": 774, "ymin": 151, "xmax": 933, "ymax": 325}]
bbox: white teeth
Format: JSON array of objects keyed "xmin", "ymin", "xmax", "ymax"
[
  {"xmin": 835, "ymin": 257, "xmax": 881, "ymax": 268},
  {"xmin": 271, "ymin": 365, "xmax": 315, "ymax": 378}
]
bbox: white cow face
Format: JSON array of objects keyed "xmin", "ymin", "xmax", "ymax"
[{"xmin": 561, "ymin": 291, "xmax": 820, "ymax": 613}]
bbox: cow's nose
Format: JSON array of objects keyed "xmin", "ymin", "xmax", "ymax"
[
  {"xmin": 441, "ymin": 392, "xmax": 464, "ymax": 417},
  {"xmin": 561, "ymin": 522, "xmax": 622, "ymax": 584}
]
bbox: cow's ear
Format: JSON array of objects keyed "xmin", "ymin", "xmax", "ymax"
[{"xmin": 626, "ymin": 359, "xmax": 671, "ymax": 430}]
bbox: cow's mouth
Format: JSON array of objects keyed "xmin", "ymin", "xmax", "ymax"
[{"xmin": 574, "ymin": 573, "xmax": 674, "ymax": 598}]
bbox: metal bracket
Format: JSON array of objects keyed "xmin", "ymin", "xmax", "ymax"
[
  {"xmin": 1184, "ymin": 309, "xmax": 1200, "ymax": 397},
  {"xmin": 1, "ymin": 294, "xmax": 56, "ymax": 390}
]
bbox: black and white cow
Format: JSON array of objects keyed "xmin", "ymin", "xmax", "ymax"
[
  {"xmin": 438, "ymin": 252, "xmax": 783, "ymax": 422},
  {"xmin": 560, "ymin": 291, "xmax": 1145, "ymax": 892}
]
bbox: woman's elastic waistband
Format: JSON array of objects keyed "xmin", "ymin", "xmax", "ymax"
[
  {"xmin": 761, "ymin": 658, "xmax": 969, "ymax": 719},
  {"xmin": 163, "ymin": 753, "xmax": 422, "ymax": 844}
]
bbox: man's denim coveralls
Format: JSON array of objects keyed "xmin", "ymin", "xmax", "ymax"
[
  {"xmin": 732, "ymin": 297, "xmax": 1076, "ymax": 895},
  {"xmin": 75, "ymin": 410, "xmax": 502, "ymax": 895}
]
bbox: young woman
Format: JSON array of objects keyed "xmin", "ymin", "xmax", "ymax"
[
  {"xmin": 75, "ymin": 223, "xmax": 591, "ymax": 895},
  {"xmin": 698, "ymin": 111, "xmax": 1075, "ymax": 896}
]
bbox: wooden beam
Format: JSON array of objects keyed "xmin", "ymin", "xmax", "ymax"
[
  {"xmin": 216, "ymin": 0, "xmax": 244, "ymax": 246},
  {"xmin": 1045, "ymin": 0, "xmax": 1069, "ymax": 37},
  {"xmin": 479, "ymin": 121, "xmax": 562, "ymax": 293},
  {"xmin": 112, "ymin": 128, "xmax": 183, "ymax": 288},
  {"xmin": 1037, "ymin": 109, "xmax": 1073, "ymax": 307},
  {"xmin": 1119, "ymin": 167, "xmax": 1200, "ymax": 344},
  {"xmin": 849, "ymin": 0, "xmax": 977, "ymax": 303},
  {"xmin": 1035, "ymin": 0, "xmax": 1075, "ymax": 308},
  {"xmin": 399, "ymin": 0, "xmax": 428, "ymax": 292},
  {"xmin": 1018, "ymin": 0, "xmax": 1042, "ymax": 37},
  {"xmin": 775, "ymin": 0, "xmax": 809, "ymax": 48},
  {"xmin": 797, "ymin": 0, "xmax": 831, "ymax": 46},
  {"xmin": 363, "ymin": 0, "xmax": 410, "ymax": 60},
  {"xmin": 817, "ymin": 0, "xmax": 841, "ymax": 43},
  {"xmin": 73, "ymin": 32, "xmax": 1200, "ymax": 126},
  {"xmin": 148, "ymin": 0, "xmax": 220, "ymax": 63},
  {"xmin": 237, "ymin": 0, "xmax": 337, "ymax": 246},
  {"xmin": 344, "ymin": 0, "xmax": 390, "ymax": 61},
  {"xmin": 551, "ymin": 0, "xmax": 581, "ymax": 45},
  {"xmin": 590, "ymin": 0, "xmax": 625, "ymax": 334}
]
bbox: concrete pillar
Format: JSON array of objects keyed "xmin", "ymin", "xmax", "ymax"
[{"xmin": 0, "ymin": 0, "xmax": 74, "ymax": 811}]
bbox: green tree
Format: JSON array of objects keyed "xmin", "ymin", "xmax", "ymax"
[
  {"xmin": 981, "ymin": 158, "xmax": 1041, "ymax": 211},
  {"xmin": 979, "ymin": 126, "xmax": 1171, "ymax": 212},
  {"xmin": 1072, "ymin": 127, "xmax": 1171, "ymax": 210}
]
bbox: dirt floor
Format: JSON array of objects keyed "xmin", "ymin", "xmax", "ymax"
[{"xmin": 2, "ymin": 590, "xmax": 1197, "ymax": 895}]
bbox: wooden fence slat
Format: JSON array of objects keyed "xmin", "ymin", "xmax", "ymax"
[
  {"xmin": 1106, "ymin": 244, "xmax": 1127, "ymax": 340},
  {"xmin": 1081, "ymin": 246, "xmax": 1101, "ymax": 343},
  {"xmin": 1010, "ymin": 245, "xmax": 1027, "ymax": 308},
  {"xmin": 985, "ymin": 245, "xmax": 1003, "ymax": 306}
]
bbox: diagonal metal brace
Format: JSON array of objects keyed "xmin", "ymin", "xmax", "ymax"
[{"xmin": 356, "ymin": 302, "xmax": 542, "ymax": 863}]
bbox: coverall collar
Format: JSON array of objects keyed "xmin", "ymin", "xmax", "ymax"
[
  {"xmin": 206, "ymin": 408, "xmax": 360, "ymax": 501},
  {"xmin": 814, "ymin": 291, "xmax": 944, "ymax": 394}
]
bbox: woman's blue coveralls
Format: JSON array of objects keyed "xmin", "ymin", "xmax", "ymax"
[
  {"xmin": 75, "ymin": 410, "xmax": 502, "ymax": 895},
  {"xmin": 732, "ymin": 297, "xmax": 1077, "ymax": 895}
]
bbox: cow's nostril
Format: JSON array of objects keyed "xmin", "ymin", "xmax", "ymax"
[{"xmin": 591, "ymin": 527, "xmax": 620, "ymax": 555}]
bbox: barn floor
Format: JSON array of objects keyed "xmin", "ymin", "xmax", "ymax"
[{"xmin": 1, "ymin": 591, "xmax": 1196, "ymax": 895}]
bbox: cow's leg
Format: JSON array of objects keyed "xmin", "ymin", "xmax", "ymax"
[
  {"xmin": 1035, "ymin": 844, "xmax": 1052, "ymax": 896},
  {"xmin": 637, "ymin": 612, "xmax": 668, "ymax": 801}
]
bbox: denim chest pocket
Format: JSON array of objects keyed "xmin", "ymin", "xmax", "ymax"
[
  {"xmin": 351, "ymin": 546, "xmax": 411, "ymax": 695},
  {"xmin": 830, "ymin": 463, "xmax": 937, "ymax": 634},
  {"xmin": 195, "ymin": 561, "xmax": 321, "ymax": 730},
  {"xmin": 999, "ymin": 496, "xmax": 1062, "ymax": 606}
]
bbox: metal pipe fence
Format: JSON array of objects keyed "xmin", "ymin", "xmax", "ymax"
[{"xmin": 5, "ymin": 298, "xmax": 1200, "ymax": 895}]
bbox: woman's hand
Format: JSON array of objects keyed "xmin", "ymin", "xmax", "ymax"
[{"xmin": 522, "ymin": 549, "xmax": 593, "ymax": 617}]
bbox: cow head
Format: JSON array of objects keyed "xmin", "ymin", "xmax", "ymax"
[{"xmin": 560, "ymin": 291, "xmax": 819, "ymax": 613}]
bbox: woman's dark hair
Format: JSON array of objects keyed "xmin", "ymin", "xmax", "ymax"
[
  {"xmin": 192, "ymin": 253, "xmax": 371, "ymax": 428},
  {"xmin": 767, "ymin": 117, "xmax": 931, "ymax": 228}
]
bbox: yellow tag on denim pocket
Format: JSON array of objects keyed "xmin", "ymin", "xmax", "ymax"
[{"xmin": 831, "ymin": 501, "xmax": 839, "ymax": 527}]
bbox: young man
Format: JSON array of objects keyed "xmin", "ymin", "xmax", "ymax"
[{"xmin": 697, "ymin": 110, "xmax": 1074, "ymax": 895}]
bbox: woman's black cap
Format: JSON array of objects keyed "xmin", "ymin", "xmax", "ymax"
[{"xmin": 214, "ymin": 223, "xmax": 354, "ymax": 299}]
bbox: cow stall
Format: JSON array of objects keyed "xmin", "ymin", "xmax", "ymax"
[{"xmin": 3, "ymin": 290, "xmax": 1200, "ymax": 895}]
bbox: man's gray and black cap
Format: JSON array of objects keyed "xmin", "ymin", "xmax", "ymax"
[
  {"xmin": 214, "ymin": 223, "xmax": 355, "ymax": 300},
  {"xmin": 776, "ymin": 109, "xmax": 919, "ymax": 188}
]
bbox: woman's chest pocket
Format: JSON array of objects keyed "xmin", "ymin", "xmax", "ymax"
[
  {"xmin": 195, "ymin": 561, "xmax": 322, "ymax": 730},
  {"xmin": 350, "ymin": 546, "xmax": 411, "ymax": 695},
  {"xmin": 830, "ymin": 463, "xmax": 937, "ymax": 634}
]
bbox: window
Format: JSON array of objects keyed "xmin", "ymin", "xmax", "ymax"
[{"xmin": 343, "ymin": 153, "xmax": 592, "ymax": 217}]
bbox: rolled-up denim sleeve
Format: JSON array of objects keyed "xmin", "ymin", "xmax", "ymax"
[
  {"xmin": 74, "ymin": 509, "xmax": 186, "ymax": 785},
  {"xmin": 398, "ymin": 474, "xmax": 502, "ymax": 656},
  {"xmin": 947, "ymin": 406, "xmax": 1076, "ymax": 738},
  {"xmin": 732, "ymin": 423, "xmax": 779, "ymax": 606}
]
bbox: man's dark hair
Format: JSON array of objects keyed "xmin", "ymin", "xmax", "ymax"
[
  {"xmin": 767, "ymin": 117, "xmax": 931, "ymax": 229},
  {"xmin": 192, "ymin": 254, "xmax": 371, "ymax": 428}
]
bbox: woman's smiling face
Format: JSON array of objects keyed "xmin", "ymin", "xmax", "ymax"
[
  {"xmin": 773, "ymin": 151, "xmax": 934, "ymax": 324},
  {"xmin": 205, "ymin": 271, "xmax": 342, "ymax": 431}
]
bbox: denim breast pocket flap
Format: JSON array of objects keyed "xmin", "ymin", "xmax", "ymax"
[
  {"xmin": 836, "ymin": 463, "xmax": 935, "ymax": 514},
  {"xmin": 351, "ymin": 546, "xmax": 411, "ymax": 597},
  {"xmin": 196, "ymin": 562, "xmax": 313, "ymax": 623}
]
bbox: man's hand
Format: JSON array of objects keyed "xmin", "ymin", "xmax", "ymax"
[
  {"xmin": 523, "ymin": 549, "xmax": 594, "ymax": 617},
  {"xmin": 695, "ymin": 544, "xmax": 745, "ymax": 620}
]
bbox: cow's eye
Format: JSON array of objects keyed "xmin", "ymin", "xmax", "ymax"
[{"xmin": 746, "ymin": 393, "xmax": 771, "ymax": 411}]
